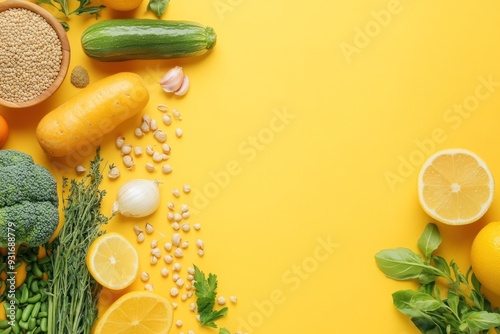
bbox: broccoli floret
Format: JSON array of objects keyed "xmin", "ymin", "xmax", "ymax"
[
  {"xmin": 0, "ymin": 150, "xmax": 59, "ymax": 247},
  {"xmin": 0, "ymin": 163, "xmax": 58, "ymax": 207},
  {"xmin": 0, "ymin": 201, "xmax": 59, "ymax": 247},
  {"xmin": 0, "ymin": 149, "xmax": 34, "ymax": 167}
]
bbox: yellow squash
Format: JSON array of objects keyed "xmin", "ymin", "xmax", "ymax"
[{"xmin": 36, "ymin": 72, "xmax": 149, "ymax": 158}]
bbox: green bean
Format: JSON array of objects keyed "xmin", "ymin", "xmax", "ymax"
[
  {"xmin": 0, "ymin": 319, "xmax": 9, "ymax": 329},
  {"xmin": 37, "ymin": 257, "xmax": 50, "ymax": 265},
  {"xmin": 21, "ymin": 303, "xmax": 34, "ymax": 322},
  {"xmin": 15, "ymin": 308, "xmax": 22, "ymax": 322},
  {"xmin": 27, "ymin": 294, "xmax": 41, "ymax": 304}
]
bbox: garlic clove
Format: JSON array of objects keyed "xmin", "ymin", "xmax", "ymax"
[
  {"xmin": 174, "ymin": 75, "xmax": 190, "ymax": 96},
  {"xmin": 160, "ymin": 66, "xmax": 184, "ymax": 93}
]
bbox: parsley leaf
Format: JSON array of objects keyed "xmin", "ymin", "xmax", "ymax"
[
  {"xmin": 193, "ymin": 265, "xmax": 229, "ymax": 328},
  {"xmin": 219, "ymin": 328, "xmax": 231, "ymax": 334}
]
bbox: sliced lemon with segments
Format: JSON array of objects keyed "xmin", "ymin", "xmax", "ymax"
[
  {"xmin": 417, "ymin": 148, "xmax": 494, "ymax": 225},
  {"xmin": 93, "ymin": 291, "xmax": 173, "ymax": 334},
  {"xmin": 86, "ymin": 232, "xmax": 139, "ymax": 290}
]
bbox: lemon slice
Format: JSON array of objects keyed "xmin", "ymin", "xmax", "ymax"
[
  {"xmin": 86, "ymin": 232, "xmax": 139, "ymax": 290},
  {"xmin": 94, "ymin": 291, "xmax": 173, "ymax": 334},
  {"xmin": 417, "ymin": 148, "xmax": 494, "ymax": 225}
]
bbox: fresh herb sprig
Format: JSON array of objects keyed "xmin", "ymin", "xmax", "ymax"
[
  {"xmin": 375, "ymin": 223, "xmax": 500, "ymax": 334},
  {"xmin": 36, "ymin": 0, "xmax": 104, "ymax": 30},
  {"xmin": 46, "ymin": 149, "xmax": 111, "ymax": 334},
  {"xmin": 147, "ymin": 0, "xmax": 170, "ymax": 18},
  {"xmin": 193, "ymin": 265, "xmax": 229, "ymax": 330}
]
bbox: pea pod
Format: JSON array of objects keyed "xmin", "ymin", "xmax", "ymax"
[
  {"xmin": 21, "ymin": 303, "xmax": 34, "ymax": 322},
  {"xmin": 28, "ymin": 317, "xmax": 36, "ymax": 330},
  {"xmin": 30, "ymin": 302, "xmax": 41, "ymax": 319},
  {"xmin": 19, "ymin": 285, "xmax": 29, "ymax": 304},
  {"xmin": 39, "ymin": 318, "xmax": 47, "ymax": 332},
  {"xmin": 27, "ymin": 294, "xmax": 41, "ymax": 304},
  {"xmin": 31, "ymin": 263, "xmax": 43, "ymax": 278},
  {"xmin": 0, "ymin": 319, "xmax": 9, "ymax": 329}
]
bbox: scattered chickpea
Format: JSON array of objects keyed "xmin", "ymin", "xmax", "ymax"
[
  {"xmin": 140, "ymin": 272, "xmax": 150, "ymax": 282},
  {"xmin": 167, "ymin": 202, "xmax": 175, "ymax": 210},
  {"xmin": 230, "ymin": 296, "xmax": 238, "ymax": 304},
  {"xmin": 217, "ymin": 296, "xmax": 226, "ymax": 305},
  {"xmin": 175, "ymin": 320, "xmax": 183, "ymax": 328},
  {"xmin": 162, "ymin": 114, "xmax": 172, "ymax": 125},
  {"xmin": 181, "ymin": 224, "xmax": 190, "ymax": 232},
  {"xmin": 174, "ymin": 248, "xmax": 184, "ymax": 258},
  {"xmin": 163, "ymin": 255, "xmax": 173, "ymax": 264},
  {"xmin": 121, "ymin": 144, "xmax": 132, "ymax": 155},
  {"xmin": 193, "ymin": 223, "xmax": 201, "ymax": 231},
  {"xmin": 164, "ymin": 242, "xmax": 172, "ymax": 251},
  {"xmin": 157, "ymin": 104, "xmax": 168, "ymax": 112},
  {"xmin": 115, "ymin": 136, "xmax": 125, "ymax": 149},
  {"xmin": 160, "ymin": 267, "xmax": 169, "ymax": 277},
  {"xmin": 172, "ymin": 188, "xmax": 181, "ymax": 197},
  {"xmin": 145, "ymin": 163, "xmax": 155, "ymax": 172},
  {"xmin": 75, "ymin": 165, "xmax": 86, "ymax": 175},
  {"xmin": 162, "ymin": 164, "xmax": 173, "ymax": 174},
  {"xmin": 172, "ymin": 262, "xmax": 181, "ymax": 271},
  {"xmin": 136, "ymin": 232, "xmax": 145, "ymax": 243},
  {"xmin": 183, "ymin": 184, "xmax": 191, "ymax": 193},
  {"xmin": 145, "ymin": 223, "xmax": 154, "ymax": 234},
  {"xmin": 144, "ymin": 284, "xmax": 154, "ymax": 291},
  {"xmin": 170, "ymin": 287, "xmax": 179, "ymax": 297},
  {"xmin": 175, "ymin": 128, "xmax": 183, "ymax": 138}
]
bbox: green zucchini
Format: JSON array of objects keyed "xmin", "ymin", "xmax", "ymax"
[{"xmin": 81, "ymin": 19, "xmax": 217, "ymax": 62}]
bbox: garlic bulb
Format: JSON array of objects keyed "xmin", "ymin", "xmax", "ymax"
[
  {"xmin": 160, "ymin": 66, "xmax": 184, "ymax": 93},
  {"xmin": 112, "ymin": 179, "xmax": 161, "ymax": 217}
]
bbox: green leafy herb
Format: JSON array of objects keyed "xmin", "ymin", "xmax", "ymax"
[
  {"xmin": 147, "ymin": 0, "xmax": 170, "ymax": 18},
  {"xmin": 46, "ymin": 149, "xmax": 111, "ymax": 334},
  {"xmin": 219, "ymin": 328, "xmax": 232, "ymax": 334},
  {"xmin": 193, "ymin": 265, "xmax": 229, "ymax": 328},
  {"xmin": 375, "ymin": 223, "xmax": 500, "ymax": 334},
  {"xmin": 36, "ymin": 0, "xmax": 104, "ymax": 30}
]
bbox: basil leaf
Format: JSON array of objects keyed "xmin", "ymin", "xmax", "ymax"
[
  {"xmin": 432, "ymin": 256, "xmax": 450, "ymax": 277},
  {"xmin": 392, "ymin": 290, "xmax": 426, "ymax": 318},
  {"xmin": 410, "ymin": 292, "xmax": 443, "ymax": 312},
  {"xmin": 445, "ymin": 290, "xmax": 459, "ymax": 316},
  {"xmin": 375, "ymin": 248, "xmax": 425, "ymax": 280},
  {"xmin": 148, "ymin": 0, "xmax": 169, "ymax": 18},
  {"xmin": 419, "ymin": 271, "xmax": 438, "ymax": 285},
  {"xmin": 471, "ymin": 273, "xmax": 482, "ymax": 293},
  {"xmin": 418, "ymin": 223, "xmax": 442, "ymax": 259},
  {"xmin": 411, "ymin": 317, "xmax": 445, "ymax": 334},
  {"xmin": 463, "ymin": 311, "xmax": 500, "ymax": 332}
]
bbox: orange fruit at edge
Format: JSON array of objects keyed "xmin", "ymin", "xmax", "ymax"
[
  {"xmin": 471, "ymin": 222, "xmax": 500, "ymax": 296},
  {"xmin": 0, "ymin": 115, "xmax": 9, "ymax": 148},
  {"xmin": 93, "ymin": 291, "xmax": 173, "ymax": 334},
  {"xmin": 101, "ymin": 0, "xmax": 143, "ymax": 11},
  {"xmin": 417, "ymin": 148, "xmax": 494, "ymax": 225},
  {"xmin": 86, "ymin": 232, "xmax": 139, "ymax": 290}
]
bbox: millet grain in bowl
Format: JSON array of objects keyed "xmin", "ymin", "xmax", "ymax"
[{"xmin": 0, "ymin": 8, "xmax": 63, "ymax": 103}]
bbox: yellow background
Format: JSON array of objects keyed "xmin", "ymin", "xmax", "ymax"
[{"xmin": 3, "ymin": 0, "xmax": 500, "ymax": 333}]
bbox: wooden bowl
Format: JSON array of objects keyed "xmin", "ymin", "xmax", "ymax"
[{"xmin": 0, "ymin": 0, "xmax": 70, "ymax": 108}]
